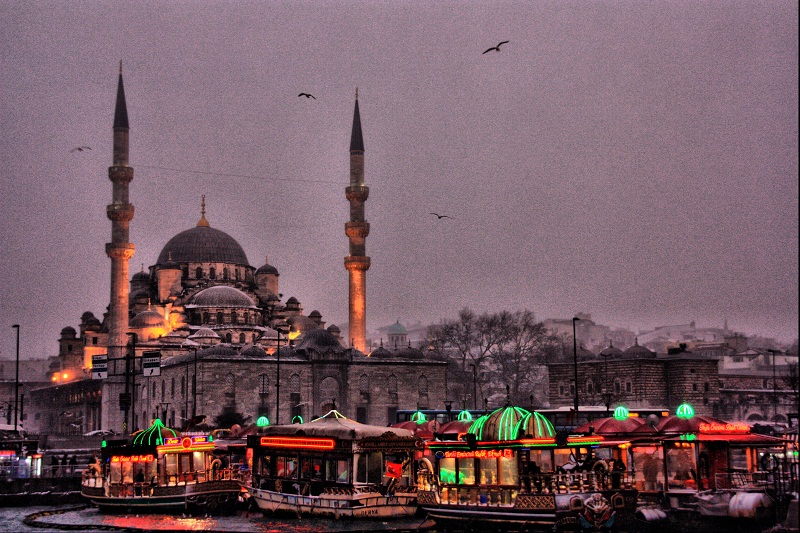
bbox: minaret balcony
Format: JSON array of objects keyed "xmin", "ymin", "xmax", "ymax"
[
  {"xmin": 109, "ymin": 166, "xmax": 134, "ymax": 183},
  {"xmin": 345, "ymin": 222, "xmax": 370, "ymax": 239},
  {"xmin": 344, "ymin": 256, "xmax": 371, "ymax": 271},
  {"xmin": 345, "ymin": 185, "xmax": 369, "ymax": 202},
  {"xmin": 107, "ymin": 203, "xmax": 135, "ymax": 222}
]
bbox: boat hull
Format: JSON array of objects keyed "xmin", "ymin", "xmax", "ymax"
[
  {"xmin": 245, "ymin": 486, "xmax": 417, "ymax": 519},
  {"xmin": 419, "ymin": 489, "xmax": 638, "ymax": 532},
  {"xmin": 81, "ymin": 480, "xmax": 242, "ymax": 514}
]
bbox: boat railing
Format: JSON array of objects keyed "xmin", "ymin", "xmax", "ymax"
[
  {"xmin": 81, "ymin": 467, "xmax": 243, "ymax": 494},
  {"xmin": 436, "ymin": 470, "xmax": 635, "ymax": 505}
]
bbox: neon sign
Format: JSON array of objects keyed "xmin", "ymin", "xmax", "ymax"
[
  {"xmin": 676, "ymin": 403, "xmax": 694, "ymax": 419},
  {"xmin": 442, "ymin": 449, "xmax": 514, "ymax": 459},
  {"xmin": 158, "ymin": 435, "xmax": 214, "ymax": 453},
  {"xmin": 259, "ymin": 437, "xmax": 335, "ymax": 450},
  {"xmin": 699, "ymin": 422, "xmax": 749, "ymax": 434},
  {"xmin": 111, "ymin": 454, "xmax": 154, "ymax": 463},
  {"xmin": 613, "ymin": 406, "xmax": 629, "ymax": 421}
]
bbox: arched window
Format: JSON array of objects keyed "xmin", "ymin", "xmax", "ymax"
[
  {"xmin": 235, "ymin": 269, "xmax": 241, "ymax": 281},
  {"xmin": 418, "ymin": 375, "xmax": 429, "ymax": 408},
  {"xmin": 239, "ymin": 333, "xmax": 246, "ymax": 344},
  {"xmin": 224, "ymin": 372, "xmax": 235, "ymax": 406},
  {"xmin": 231, "ymin": 311, "xmax": 238, "ymax": 324},
  {"xmin": 243, "ymin": 312, "xmax": 249, "ymax": 324},
  {"xmin": 289, "ymin": 374, "xmax": 301, "ymax": 392},
  {"xmin": 223, "ymin": 267, "xmax": 229, "ymax": 280},
  {"xmin": 216, "ymin": 312, "xmax": 224, "ymax": 324},
  {"xmin": 202, "ymin": 312, "xmax": 210, "ymax": 324},
  {"xmin": 209, "ymin": 267, "xmax": 216, "ymax": 279},
  {"xmin": 319, "ymin": 376, "xmax": 338, "ymax": 412},
  {"xmin": 196, "ymin": 267, "xmax": 203, "ymax": 279},
  {"xmin": 182, "ymin": 267, "xmax": 189, "ymax": 279},
  {"xmin": 359, "ymin": 374, "xmax": 369, "ymax": 394},
  {"xmin": 225, "ymin": 332, "xmax": 232, "ymax": 343},
  {"xmin": 587, "ymin": 381, "xmax": 594, "ymax": 395},
  {"xmin": 388, "ymin": 374, "xmax": 398, "ymax": 394}
]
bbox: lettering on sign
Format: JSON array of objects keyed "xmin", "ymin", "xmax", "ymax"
[{"xmin": 442, "ymin": 449, "xmax": 514, "ymax": 459}]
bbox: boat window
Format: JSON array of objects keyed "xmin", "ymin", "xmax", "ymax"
[
  {"xmin": 356, "ymin": 451, "xmax": 383, "ymax": 484},
  {"xmin": 256, "ymin": 455, "xmax": 271, "ymax": 477},
  {"xmin": 457, "ymin": 458, "xmax": 476, "ymax": 485},
  {"xmin": 163, "ymin": 454, "xmax": 178, "ymax": 484},
  {"xmin": 499, "ymin": 454, "xmax": 518, "ymax": 485},
  {"xmin": 439, "ymin": 457, "xmax": 457, "ymax": 484},
  {"xmin": 479, "ymin": 458, "xmax": 498, "ymax": 484},
  {"xmin": 325, "ymin": 458, "xmax": 348, "ymax": 483},
  {"xmin": 276, "ymin": 456, "xmax": 298, "ymax": 479},
  {"xmin": 666, "ymin": 444, "xmax": 696, "ymax": 490},
  {"xmin": 529, "ymin": 450, "xmax": 553, "ymax": 473},
  {"xmin": 300, "ymin": 457, "xmax": 323, "ymax": 480}
]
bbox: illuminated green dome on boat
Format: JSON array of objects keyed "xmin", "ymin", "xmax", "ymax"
[{"xmin": 468, "ymin": 405, "xmax": 555, "ymax": 442}]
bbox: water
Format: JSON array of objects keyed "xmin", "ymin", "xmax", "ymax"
[{"xmin": 0, "ymin": 505, "xmax": 435, "ymax": 533}]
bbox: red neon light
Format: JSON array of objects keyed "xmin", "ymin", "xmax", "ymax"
[
  {"xmin": 259, "ymin": 437, "xmax": 335, "ymax": 450},
  {"xmin": 182, "ymin": 437, "xmax": 192, "ymax": 449},
  {"xmin": 111, "ymin": 454, "xmax": 154, "ymax": 463},
  {"xmin": 699, "ymin": 422, "xmax": 750, "ymax": 434},
  {"xmin": 163, "ymin": 437, "xmax": 180, "ymax": 446},
  {"xmin": 442, "ymin": 449, "xmax": 514, "ymax": 459},
  {"xmin": 518, "ymin": 438, "xmax": 557, "ymax": 446},
  {"xmin": 567, "ymin": 436, "xmax": 605, "ymax": 444},
  {"xmin": 0, "ymin": 450, "xmax": 16, "ymax": 456}
]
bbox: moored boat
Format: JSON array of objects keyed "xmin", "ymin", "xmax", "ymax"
[
  {"xmin": 243, "ymin": 410, "xmax": 422, "ymax": 518},
  {"xmin": 80, "ymin": 419, "xmax": 243, "ymax": 514},
  {"xmin": 417, "ymin": 404, "xmax": 639, "ymax": 532}
]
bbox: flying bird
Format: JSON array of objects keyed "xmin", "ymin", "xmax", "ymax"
[
  {"xmin": 70, "ymin": 146, "xmax": 91, "ymax": 153},
  {"xmin": 482, "ymin": 40, "xmax": 510, "ymax": 54},
  {"xmin": 298, "ymin": 93, "xmax": 316, "ymax": 99},
  {"xmin": 430, "ymin": 213, "xmax": 451, "ymax": 219}
]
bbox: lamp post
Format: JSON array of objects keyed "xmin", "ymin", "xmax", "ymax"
[
  {"xmin": 572, "ymin": 317, "xmax": 580, "ymax": 417},
  {"xmin": 12, "ymin": 324, "xmax": 20, "ymax": 432},
  {"xmin": 767, "ymin": 349, "xmax": 780, "ymax": 421},
  {"xmin": 126, "ymin": 333, "xmax": 137, "ymax": 432},
  {"xmin": 192, "ymin": 347, "xmax": 198, "ymax": 419}
]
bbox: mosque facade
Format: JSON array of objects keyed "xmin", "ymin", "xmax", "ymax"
[{"xmin": 28, "ymin": 70, "xmax": 446, "ymax": 436}]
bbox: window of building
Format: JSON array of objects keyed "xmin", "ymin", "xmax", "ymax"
[
  {"xmin": 223, "ymin": 267, "xmax": 229, "ymax": 280},
  {"xmin": 196, "ymin": 267, "xmax": 203, "ymax": 279},
  {"xmin": 559, "ymin": 384, "xmax": 565, "ymax": 397},
  {"xmin": 235, "ymin": 269, "xmax": 240, "ymax": 281},
  {"xmin": 243, "ymin": 312, "xmax": 249, "ymax": 324},
  {"xmin": 216, "ymin": 312, "xmax": 224, "ymax": 324},
  {"xmin": 356, "ymin": 406, "xmax": 367, "ymax": 424},
  {"xmin": 209, "ymin": 267, "xmax": 216, "ymax": 279},
  {"xmin": 587, "ymin": 381, "xmax": 594, "ymax": 395},
  {"xmin": 225, "ymin": 332, "xmax": 232, "ymax": 343},
  {"xmin": 92, "ymin": 337, "xmax": 98, "ymax": 345},
  {"xmin": 614, "ymin": 380, "xmax": 621, "ymax": 394},
  {"xmin": 239, "ymin": 333, "xmax": 245, "ymax": 344},
  {"xmin": 626, "ymin": 382, "xmax": 632, "ymax": 393},
  {"xmin": 693, "ymin": 383, "xmax": 697, "ymax": 391},
  {"xmin": 290, "ymin": 392, "xmax": 302, "ymax": 420},
  {"xmin": 231, "ymin": 311, "xmax": 238, "ymax": 324},
  {"xmin": 569, "ymin": 383, "xmax": 575, "ymax": 396}
]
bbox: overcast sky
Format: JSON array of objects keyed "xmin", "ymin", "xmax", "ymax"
[{"xmin": 1, "ymin": 1, "xmax": 797, "ymax": 360}]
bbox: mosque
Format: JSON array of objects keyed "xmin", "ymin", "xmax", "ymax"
[{"xmin": 28, "ymin": 69, "xmax": 446, "ymax": 436}]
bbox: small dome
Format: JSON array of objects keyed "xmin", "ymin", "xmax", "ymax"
[
  {"xmin": 623, "ymin": 340, "xmax": 655, "ymax": 359},
  {"xmin": 60, "ymin": 326, "xmax": 77, "ymax": 337},
  {"xmin": 188, "ymin": 327, "xmax": 220, "ymax": 339},
  {"xmin": 197, "ymin": 344, "xmax": 238, "ymax": 357},
  {"xmin": 287, "ymin": 315, "xmax": 319, "ymax": 335},
  {"xmin": 130, "ymin": 310, "xmax": 165, "ymax": 328},
  {"xmin": 396, "ymin": 345, "xmax": 424, "ymax": 360},
  {"xmin": 469, "ymin": 405, "xmax": 536, "ymax": 442},
  {"xmin": 81, "ymin": 311, "xmax": 97, "ymax": 321},
  {"xmin": 327, "ymin": 324, "xmax": 340, "ymax": 334},
  {"xmin": 255, "ymin": 263, "xmax": 279, "ymax": 276},
  {"xmin": 132, "ymin": 270, "xmax": 150, "ymax": 281},
  {"xmin": 189, "ymin": 286, "xmax": 256, "ymax": 308},
  {"xmin": 240, "ymin": 344, "xmax": 268, "ymax": 358},
  {"xmin": 296, "ymin": 328, "xmax": 342, "ymax": 349},
  {"xmin": 309, "ymin": 310, "xmax": 322, "ymax": 318},
  {"xmin": 368, "ymin": 346, "xmax": 393, "ymax": 359},
  {"xmin": 387, "ymin": 321, "xmax": 407, "ymax": 335},
  {"xmin": 599, "ymin": 344, "xmax": 624, "ymax": 358}
]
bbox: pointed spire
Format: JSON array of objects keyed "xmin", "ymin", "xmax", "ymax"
[
  {"xmin": 197, "ymin": 195, "xmax": 210, "ymax": 227},
  {"xmin": 113, "ymin": 61, "xmax": 129, "ymax": 129},
  {"xmin": 349, "ymin": 89, "xmax": 364, "ymax": 151}
]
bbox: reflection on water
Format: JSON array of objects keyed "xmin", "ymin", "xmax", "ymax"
[{"xmin": 2, "ymin": 505, "xmax": 435, "ymax": 532}]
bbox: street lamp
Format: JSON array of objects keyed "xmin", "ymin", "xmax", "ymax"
[
  {"xmin": 12, "ymin": 324, "xmax": 20, "ymax": 432},
  {"xmin": 767, "ymin": 349, "xmax": 780, "ymax": 421},
  {"xmin": 572, "ymin": 317, "xmax": 580, "ymax": 417},
  {"xmin": 470, "ymin": 364, "xmax": 478, "ymax": 411}
]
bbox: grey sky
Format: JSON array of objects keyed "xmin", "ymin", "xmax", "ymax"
[{"xmin": 1, "ymin": 1, "xmax": 797, "ymax": 359}]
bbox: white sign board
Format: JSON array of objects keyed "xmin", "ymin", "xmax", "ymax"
[
  {"xmin": 142, "ymin": 355, "xmax": 161, "ymax": 376},
  {"xmin": 91, "ymin": 355, "xmax": 108, "ymax": 379}
]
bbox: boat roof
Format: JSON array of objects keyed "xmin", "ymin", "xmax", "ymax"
[{"xmin": 259, "ymin": 410, "xmax": 415, "ymax": 440}]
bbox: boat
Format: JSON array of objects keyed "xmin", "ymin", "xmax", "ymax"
[
  {"xmin": 417, "ymin": 404, "xmax": 639, "ymax": 532},
  {"xmin": 243, "ymin": 409, "xmax": 422, "ymax": 518},
  {"xmin": 80, "ymin": 419, "xmax": 243, "ymax": 514}
]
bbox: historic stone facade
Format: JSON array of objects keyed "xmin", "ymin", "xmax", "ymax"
[{"xmin": 27, "ymin": 71, "xmax": 446, "ymax": 436}]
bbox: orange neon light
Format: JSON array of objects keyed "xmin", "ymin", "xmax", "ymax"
[
  {"xmin": 567, "ymin": 436, "xmax": 605, "ymax": 444},
  {"xmin": 111, "ymin": 454, "xmax": 154, "ymax": 463},
  {"xmin": 518, "ymin": 438, "xmax": 558, "ymax": 446},
  {"xmin": 259, "ymin": 437, "xmax": 335, "ymax": 450},
  {"xmin": 699, "ymin": 422, "xmax": 750, "ymax": 434},
  {"xmin": 442, "ymin": 449, "xmax": 514, "ymax": 459}
]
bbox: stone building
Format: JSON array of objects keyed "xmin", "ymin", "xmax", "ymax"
[{"xmin": 28, "ymin": 68, "xmax": 446, "ymax": 436}]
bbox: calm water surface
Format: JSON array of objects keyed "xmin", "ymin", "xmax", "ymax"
[{"xmin": 0, "ymin": 505, "xmax": 434, "ymax": 532}]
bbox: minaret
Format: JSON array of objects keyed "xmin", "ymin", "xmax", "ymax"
[
  {"xmin": 106, "ymin": 62, "xmax": 135, "ymax": 361},
  {"xmin": 344, "ymin": 89, "xmax": 370, "ymax": 352}
]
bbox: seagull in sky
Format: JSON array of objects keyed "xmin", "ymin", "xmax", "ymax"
[
  {"xmin": 70, "ymin": 146, "xmax": 92, "ymax": 153},
  {"xmin": 430, "ymin": 212, "xmax": 452, "ymax": 219},
  {"xmin": 483, "ymin": 40, "xmax": 510, "ymax": 54},
  {"xmin": 298, "ymin": 93, "xmax": 316, "ymax": 99}
]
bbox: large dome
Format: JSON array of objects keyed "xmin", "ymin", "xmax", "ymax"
[
  {"xmin": 189, "ymin": 286, "xmax": 256, "ymax": 308},
  {"xmin": 157, "ymin": 226, "xmax": 249, "ymax": 266}
]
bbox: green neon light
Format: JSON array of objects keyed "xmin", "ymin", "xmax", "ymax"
[
  {"xmin": 614, "ymin": 406, "xmax": 629, "ymax": 421},
  {"xmin": 515, "ymin": 411, "xmax": 556, "ymax": 439},
  {"xmin": 101, "ymin": 440, "xmax": 106, "ymax": 448},
  {"xmin": 457, "ymin": 410, "xmax": 473, "ymax": 422},
  {"xmin": 676, "ymin": 403, "xmax": 694, "ymax": 419},
  {"xmin": 256, "ymin": 416, "xmax": 270, "ymax": 427},
  {"xmin": 679, "ymin": 433, "xmax": 697, "ymax": 441},
  {"xmin": 411, "ymin": 411, "xmax": 427, "ymax": 424},
  {"xmin": 133, "ymin": 418, "xmax": 177, "ymax": 447},
  {"xmin": 292, "ymin": 415, "xmax": 304, "ymax": 424},
  {"xmin": 468, "ymin": 414, "xmax": 490, "ymax": 441}
]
